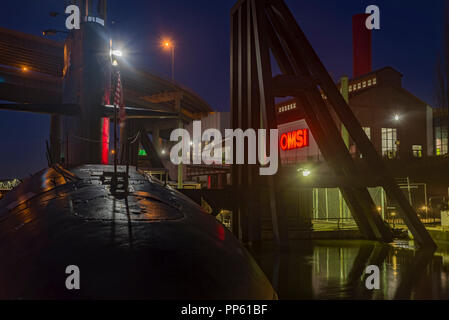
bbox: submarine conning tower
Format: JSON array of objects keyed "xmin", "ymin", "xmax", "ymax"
[{"xmin": 62, "ymin": 0, "xmax": 111, "ymax": 166}]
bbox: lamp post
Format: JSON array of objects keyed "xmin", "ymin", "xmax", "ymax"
[
  {"xmin": 161, "ymin": 39, "xmax": 183, "ymax": 188},
  {"xmin": 162, "ymin": 40, "xmax": 175, "ymax": 82}
]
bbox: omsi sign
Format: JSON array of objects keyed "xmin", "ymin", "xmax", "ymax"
[{"xmin": 280, "ymin": 129, "xmax": 309, "ymax": 151}]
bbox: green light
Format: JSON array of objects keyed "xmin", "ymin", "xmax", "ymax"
[{"xmin": 138, "ymin": 149, "xmax": 147, "ymax": 156}]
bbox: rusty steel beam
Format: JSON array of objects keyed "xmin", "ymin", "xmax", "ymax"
[
  {"xmin": 251, "ymin": 0, "xmax": 288, "ymax": 246},
  {"xmin": 230, "ymin": 0, "xmax": 406, "ymax": 245},
  {"xmin": 264, "ymin": 5, "xmax": 391, "ymax": 241},
  {"xmin": 269, "ymin": 0, "xmax": 434, "ymax": 248}
]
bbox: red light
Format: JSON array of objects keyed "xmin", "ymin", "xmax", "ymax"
[
  {"xmin": 280, "ymin": 134, "xmax": 288, "ymax": 150},
  {"xmin": 216, "ymin": 224, "xmax": 225, "ymax": 241},
  {"xmin": 101, "ymin": 118, "xmax": 110, "ymax": 164},
  {"xmin": 280, "ymin": 129, "xmax": 309, "ymax": 151}
]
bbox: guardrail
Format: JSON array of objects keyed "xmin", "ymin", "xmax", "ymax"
[{"xmin": 312, "ymin": 218, "xmax": 358, "ymax": 231}]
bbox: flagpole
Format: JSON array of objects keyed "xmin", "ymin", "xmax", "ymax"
[
  {"xmin": 113, "ymin": 71, "xmax": 118, "ymax": 176},
  {"xmin": 114, "ymin": 97, "xmax": 117, "ymax": 175}
]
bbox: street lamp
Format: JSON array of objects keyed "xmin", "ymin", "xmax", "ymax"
[
  {"xmin": 298, "ymin": 168, "xmax": 311, "ymax": 177},
  {"xmin": 161, "ymin": 39, "xmax": 175, "ymax": 82},
  {"xmin": 111, "ymin": 50, "xmax": 123, "ymax": 57}
]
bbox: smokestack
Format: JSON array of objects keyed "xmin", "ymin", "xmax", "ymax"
[{"xmin": 352, "ymin": 14, "xmax": 372, "ymax": 78}]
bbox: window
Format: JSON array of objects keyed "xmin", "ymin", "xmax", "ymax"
[
  {"xmin": 362, "ymin": 81, "xmax": 366, "ymax": 88},
  {"xmin": 362, "ymin": 127, "xmax": 371, "ymax": 140},
  {"xmin": 382, "ymin": 128, "xmax": 398, "ymax": 158},
  {"xmin": 373, "ymin": 78, "xmax": 377, "ymax": 85},
  {"xmin": 357, "ymin": 83, "xmax": 361, "ymax": 89},
  {"xmin": 368, "ymin": 79, "xmax": 372, "ymax": 86},
  {"xmin": 412, "ymin": 145, "xmax": 423, "ymax": 158}
]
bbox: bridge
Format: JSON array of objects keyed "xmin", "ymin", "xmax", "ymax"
[
  {"xmin": 0, "ymin": 25, "xmax": 212, "ymax": 182},
  {"xmin": 0, "ymin": 26, "xmax": 211, "ymax": 115}
]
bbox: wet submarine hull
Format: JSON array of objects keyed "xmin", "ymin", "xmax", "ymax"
[{"xmin": 0, "ymin": 164, "xmax": 276, "ymax": 299}]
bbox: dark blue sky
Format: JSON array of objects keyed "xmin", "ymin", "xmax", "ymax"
[{"xmin": 0, "ymin": 0, "xmax": 445, "ymax": 178}]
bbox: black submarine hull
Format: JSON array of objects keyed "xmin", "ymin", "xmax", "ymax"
[{"xmin": 0, "ymin": 165, "xmax": 276, "ymax": 299}]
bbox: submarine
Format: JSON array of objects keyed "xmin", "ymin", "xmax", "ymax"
[{"xmin": 0, "ymin": 0, "xmax": 276, "ymax": 299}]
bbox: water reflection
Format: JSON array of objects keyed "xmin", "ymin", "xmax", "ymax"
[{"xmin": 249, "ymin": 240, "xmax": 449, "ymax": 300}]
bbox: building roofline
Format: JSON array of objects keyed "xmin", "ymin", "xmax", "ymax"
[{"xmin": 348, "ymin": 66, "xmax": 403, "ymax": 83}]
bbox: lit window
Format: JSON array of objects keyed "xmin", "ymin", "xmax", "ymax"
[
  {"xmin": 362, "ymin": 127, "xmax": 371, "ymax": 140},
  {"xmin": 358, "ymin": 83, "xmax": 361, "ymax": 89},
  {"xmin": 363, "ymin": 81, "xmax": 366, "ymax": 88},
  {"xmin": 373, "ymin": 78, "xmax": 377, "ymax": 85},
  {"xmin": 382, "ymin": 128, "xmax": 398, "ymax": 158},
  {"xmin": 412, "ymin": 145, "xmax": 423, "ymax": 158},
  {"xmin": 349, "ymin": 86, "xmax": 352, "ymax": 92},
  {"xmin": 368, "ymin": 80, "xmax": 372, "ymax": 86},
  {"xmin": 435, "ymin": 126, "xmax": 448, "ymax": 155}
]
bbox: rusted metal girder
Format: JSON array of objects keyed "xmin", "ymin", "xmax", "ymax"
[
  {"xmin": 264, "ymin": 3, "xmax": 392, "ymax": 241},
  {"xmin": 269, "ymin": 0, "xmax": 434, "ymax": 248},
  {"xmin": 231, "ymin": 0, "xmax": 435, "ymax": 247}
]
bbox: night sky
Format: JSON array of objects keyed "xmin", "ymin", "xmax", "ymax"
[{"xmin": 0, "ymin": 0, "xmax": 445, "ymax": 179}]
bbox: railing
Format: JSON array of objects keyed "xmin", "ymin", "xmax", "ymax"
[
  {"xmin": 311, "ymin": 218, "xmax": 358, "ymax": 231},
  {"xmin": 311, "ymin": 217, "xmax": 443, "ymax": 233},
  {"xmin": 386, "ymin": 217, "xmax": 441, "ymax": 226}
]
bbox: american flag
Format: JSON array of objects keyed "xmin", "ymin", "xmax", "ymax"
[{"xmin": 114, "ymin": 71, "xmax": 126, "ymax": 128}]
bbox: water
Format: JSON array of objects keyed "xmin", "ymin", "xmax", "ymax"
[{"xmin": 249, "ymin": 240, "xmax": 449, "ymax": 300}]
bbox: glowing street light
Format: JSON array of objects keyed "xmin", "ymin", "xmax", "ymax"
[
  {"xmin": 111, "ymin": 50, "xmax": 123, "ymax": 57},
  {"xmin": 298, "ymin": 168, "xmax": 311, "ymax": 177},
  {"xmin": 394, "ymin": 114, "xmax": 400, "ymax": 121},
  {"xmin": 161, "ymin": 39, "xmax": 175, "ymax": 82},
  {"xmin": 162, "ymin": 40, "xmax": 172, "ymax": 49}
]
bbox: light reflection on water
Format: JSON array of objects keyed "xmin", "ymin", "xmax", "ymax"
[{"xmin": 249, "ymin": 240, "xmax": 449, "ymax": 300}]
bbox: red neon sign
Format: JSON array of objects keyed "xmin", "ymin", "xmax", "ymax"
[{"xmin": 280, "ymin": 129, "xmax": 309, "ymax": 151}]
